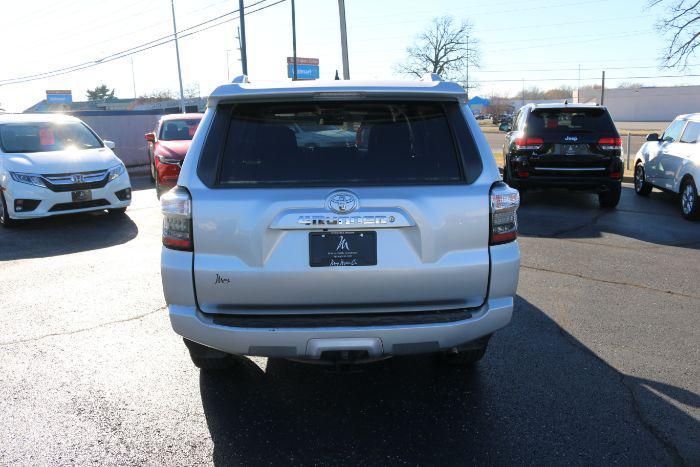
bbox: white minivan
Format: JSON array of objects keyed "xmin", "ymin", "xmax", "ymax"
[
  {"xmin": 0, "ymin": 113, "xmax": 131, "ymax": 227},
  {"xmin": 634, "ymin": 114, "xmax": 700, "ymax": 220}
]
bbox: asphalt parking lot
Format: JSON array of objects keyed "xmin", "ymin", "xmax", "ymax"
[{"xmin": 1, "ymin": 178, "xmax": 698, "ymax": 465}]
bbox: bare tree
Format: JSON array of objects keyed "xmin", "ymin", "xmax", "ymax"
[
  {"xmin": 650, "ymin": 0, "xmax": 700, "ymax": 67},
  {"xmin": 396, "ymin": 16, "xmax": 480, "ymax": 94}
]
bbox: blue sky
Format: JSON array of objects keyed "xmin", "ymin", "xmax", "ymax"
[{"xmin": 1, "ymin": 0, "xmax": 698, "ymax": 111}]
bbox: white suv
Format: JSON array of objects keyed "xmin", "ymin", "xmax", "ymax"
[
  {"xmin": 634, "ymin": 114, "xmax": 700, "ymax": 219},
  {"xmin": 0, "ymin": 113, "xmax": 131, "ymax": 226},
  {"xmin": 161, "ymin": 75, "xmax": 520, "ymax": 368}
]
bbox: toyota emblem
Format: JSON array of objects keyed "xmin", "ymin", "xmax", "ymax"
[{"xmin": 327, "ymin": 191, "xmax": 359, "ymax": 214}]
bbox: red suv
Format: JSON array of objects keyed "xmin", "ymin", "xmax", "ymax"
[{"xmin": 145, "ymin": 113, "xmax": 203, "ymax": 198}]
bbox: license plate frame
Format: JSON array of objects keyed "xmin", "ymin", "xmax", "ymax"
[
  {"xmin": 71, "ymin": 190, "xmax": 92, "ymax": 202},
  {"xmin": 309, "ymin": 231, "xmax": 377, "ymax": 267}
]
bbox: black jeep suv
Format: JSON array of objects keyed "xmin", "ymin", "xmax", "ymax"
[{"xmin": 501, "ymin": 103, "xmax": 623, "ymax": 208}]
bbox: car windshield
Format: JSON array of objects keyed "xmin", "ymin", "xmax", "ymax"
[
  {"xmin": 160, "ymin": 119, "xmax": 201, "ymax": 141},
  {"xmin": 529, "ymin": 108, "xmax": 616, "ymax": 134},
  {"xmin": 216, "ymin": 100, "xmax": 464, "ymax": 185},
  {"xmin": 0, "ymin": 121, "xmax": 103, "ymax": 153}
]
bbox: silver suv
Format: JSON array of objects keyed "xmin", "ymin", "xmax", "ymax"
[{"xmin": 160, "ymin": 75, "xmax": 520, "ymax": 368}]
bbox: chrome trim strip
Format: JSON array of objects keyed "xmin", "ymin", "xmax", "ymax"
[{"xmin": 535, "ymin": 167, "xmax": 605, "ymax": 172}]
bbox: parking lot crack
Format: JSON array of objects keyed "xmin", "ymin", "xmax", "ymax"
[
  {"xmin": 0, "ymin": 306, "xmax": 166, "ymax": 346},
  {"xmin": 552, "ymin": 318, "xmax": 688, "ymax": 465},
  {"xmin": 521, "ymin": 264, "xmax": 700, "ymax": 301}
]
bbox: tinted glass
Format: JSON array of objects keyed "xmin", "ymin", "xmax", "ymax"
[
  {"xmin": 0, "ymin": 122, "xmax": 102, "ymax": 153},
  {"xmin": 217, "ymin": 101, "xmax": 463, "ymax": 185},
  {"xmin": 662, "ymin": 120, "xmax": 686, "ymax": 143},
  {"xmin": 679, "ymin": 121, "xmax": 700, "ymax": 144},
  {"xmin": 528, "ymin": 108, "xmax": 617, "ymax": 134},
  {"xmin": 160, "ymin": 118, "xmax": 201, "ymax": 141}
]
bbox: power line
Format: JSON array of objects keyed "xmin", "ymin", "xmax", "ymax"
[
  {"xmin": 0, "ymin": 0, "xmax": 285, "ymax": 87},
  {"xmin": 474, "ymin": 73, "xmax": 700, "ymax": 83}
]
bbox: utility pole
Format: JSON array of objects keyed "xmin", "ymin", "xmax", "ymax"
[
  {"xmin": 225, "ymin": 49, "xmax": 231, "ymax": 81},
  {"xmin": 338, "ymin": 0, "xmax": 350, "ymax": 79},
  {"xmin": 577, "ymin": 64, "xmax": 581, "ymax": 102},
  {"xmin": 130, "ymin": 57, "xmax": 137, "ymax": 98},
  {"xmin": 291, "ymin": 0, "xmax": 297, "ymax": 80},
  {"xmin": 170, "ymin": 0, "xmax": 186, "ymax": 113},
  {"xmin": 601, "ymin": 70, "xmax": 606, "ymax": 105},
  {"xmin": 465, "ymin": 34, "xmax": 469, "ymax": 99},
  {"xmin": 522, "ymin": 78, "xmax": 525, "ymax": 107},
  {"xmin": 238, "ymin": 0, "xmax": 248, "ymax": 76}
]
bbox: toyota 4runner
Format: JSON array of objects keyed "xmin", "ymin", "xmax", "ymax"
[{"xmin": 160, "ymin": 75, "xmax": 520, "ymax": 368}]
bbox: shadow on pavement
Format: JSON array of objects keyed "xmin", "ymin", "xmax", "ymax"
[
  {"xmin": 518, "ymin": 185, "xmax": 700, "ymax": 249},
  {"xmin": 129, "ymin": 175, "xmax": 155, "ymax": 191},
  {"xmin": 198, "ymin": 296, "xmax": 698, "ymax": 464},
  {"xmin": 0, "ymin": 211, "xmax": 138, "ymax": 260}
]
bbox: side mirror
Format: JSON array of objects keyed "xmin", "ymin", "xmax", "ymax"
[
  {"xmin": 145, "ymin": 132, "xmax": 156, "ymax": 142},
  {"xmin": 646, "ymin": 133, "xmax": 660, "ymax": 142},
  {"xmin": 104, "ymin": 140, "xmax": 116, "ymax": 149},
  {"xmin": 499, "ymin": 123, "xmax": 512, "ymax": 132}
]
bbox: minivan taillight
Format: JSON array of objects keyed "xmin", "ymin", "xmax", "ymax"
[
  {"xmin": 161, "ymin": 186, "xmax": 192, "ymax": 251},
  {"xmin": 598, "ymin": 137, "xmax": 622, "ymax": 151},
  {"xmin": 490, "ymin": 182, "xmax": 520, "ymax": 245}
]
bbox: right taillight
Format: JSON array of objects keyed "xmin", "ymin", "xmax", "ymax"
[
  {"xmin": 161, "ymin": 186, "xmax": 193, "ymax": 251},
  {"xmin": 490, "ymin": 182, "xmax": 520, "ymax": 245}
]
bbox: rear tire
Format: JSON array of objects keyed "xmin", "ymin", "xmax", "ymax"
[
  {"xmin": 599, "ymin": 184, "xmax": 621, "ymax": 209},
  {"xmin": 155, "ymin": 177, "xmax": 163, "ymax": 200},
  {"xmin": 184, "ymin": 338, "xmax": 232, "ymax": 370},
  {"xmin": 680, "ymin": 178, "xmax": 699, "ymax": 220},
  {"xmin": 0, "ymin": 192, "xmax": 16, "ymax": 228},
  {"xmin": 438, "ymin": 335, "xmax": 490, "ymax": 367},
  {"xmin": 149, "ymin": 153, "xmax": 156, "ymax": 183},
  {"xmin": 634, "ymin": 163, "xmax": 652, "ymax": 196}
]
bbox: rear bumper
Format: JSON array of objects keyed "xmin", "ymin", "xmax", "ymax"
[
  {"xmin": 169, "ymin": 296, "xmax": 513, "ymax": 359},
  {"xmin": 514, "ymin": 175, "xmax": 620, "ymax": 190},
  {"xmin": 163, "ymin": 241, "xmax": 519, "ymax": 359}
]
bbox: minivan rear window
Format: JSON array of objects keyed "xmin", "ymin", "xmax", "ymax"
[
  {"xmin": 528, "ymin": 108, "xmax": 617, "ymax": 134},
  {"xmin": 215, "ymin": 101, "xmax": 464, "ymax": 186}
]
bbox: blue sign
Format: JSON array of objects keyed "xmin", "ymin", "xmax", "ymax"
[
  {"xmin": 46, "ymin": 91, "xmax": 72, "ymax": 104},
  {"xmin": 287, "ymin": 64, "xmax": 320, "ymax": 80}
]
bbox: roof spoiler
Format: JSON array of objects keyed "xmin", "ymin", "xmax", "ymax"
[
  {"xmin": 420, "ymin": 73, "xmax": 443, "ymax": 82},
  {"xmin": 231, "ymin": 75, "xmax": 249, "ymax": 84}
]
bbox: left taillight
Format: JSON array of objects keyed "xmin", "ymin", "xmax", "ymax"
[
  {"xmin": 161, "ymin": 186, "xmax": 192, "ymax": 251},
  {"xmin": 598, "ymin": 137, "xmax": 622, "ymax": 151},
  {"xmin": 490, "ymin": 182, "xmax": 520, "ymax": 245},
  {"xmin": 514, "ymin": 137, "xmax": 543, "ymax": 150}
]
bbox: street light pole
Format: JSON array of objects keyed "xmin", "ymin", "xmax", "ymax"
[
  {"xmin": 238, "ymin": 0, "xmax": 248, "ymax": 76},
  {"xmin": 170, "ymin": 0, "xmax": 186, "ymax": 113},
  {"xmin": 291, "ymin": 0, "xmax": 297, "ymax": 80},
  {"xmin": 338, "ymin": 0, "xmax": 350, "ymax": 79}
]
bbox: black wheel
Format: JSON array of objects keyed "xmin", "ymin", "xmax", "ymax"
[
  {"xmin": 634, "ymin": 163, "xmax": 652, "ymax": 196},
  {"xmin": 108, "ymin": 207, "xmax": 127, "ymax": 215},
  {"xmin": 0, "ymin": 192, "xmax": 16, "ymax": 228},
  {"xmin": 155, "ymin": 177, "xmax": 163, "ymax": 200},
  {"xmin": 438, "ymin": 335, "xmax": 490, "ymax": 367},
  {"xmin": 599, "ymin": 184, "xmax": 621, "ymax": 209},
  {"xmin": 184, "ymin": 338, "xmax": 231, "ymax": 370},
  {"xmin": 679, "ymin": 178, "xmax": 699, "ymax": 220}
]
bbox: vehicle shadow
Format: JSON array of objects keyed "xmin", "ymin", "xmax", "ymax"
[
  {"xmin": 0, "ymin": 211, "xmax": 138, "ymax": 260},
  {"xmin": 518, "ymin": 185, "xmax": 700, "ymax": 249},
  {"xmin": 198, "ymin": 296, "xmax": 698, "ymax": 465},
  {"xmin": 129, "ymin": 174, "xmax": 155, "ymax": 191}
]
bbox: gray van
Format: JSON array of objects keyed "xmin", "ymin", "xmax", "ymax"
[{"xmin": 160, "ymin": 75, "xmax": 520, "ymax": 369}]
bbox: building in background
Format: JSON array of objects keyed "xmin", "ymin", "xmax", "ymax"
[
  {"xmin": 574, "ymin": 85, "xmax": 700, "ymax": 122},
  {"xmin": 468, "ymin": 96, "xmax": 490, "ymax": 115}
]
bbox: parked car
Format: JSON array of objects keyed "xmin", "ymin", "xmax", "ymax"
[
  {"xmin": 501, "ymin": 103, "xmax": 623, "ymax": 208},
  {"xmin": 634, "ymin": 114, "xmax": 700, "ymax": 219},
  {"xmin": 493, "ymin": 114, "xmax": 512, "ymax": 125},
  {"xmin": 160, "ymin": 75, "xmax": 520, "ymax": 369},
  {"xmin": 0, "ymin": 113, "xmax": 131, "ymax": 227},
  {"xmin": 145, "ymin": 113, "xmax": 203, "ymax": 198}
]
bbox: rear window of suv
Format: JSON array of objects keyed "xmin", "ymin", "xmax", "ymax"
[
  {"xmin": 528, "ymin": 108, "xmax": 617, "ymax": 135},
  {"xmin": 210, "ymin": 101, "xmax": 467, "ymax": 186}
]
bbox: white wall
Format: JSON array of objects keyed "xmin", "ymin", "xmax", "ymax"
[{"xmin": 574, "ymin": 85, "xmax": 700, "ymax": 121}]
